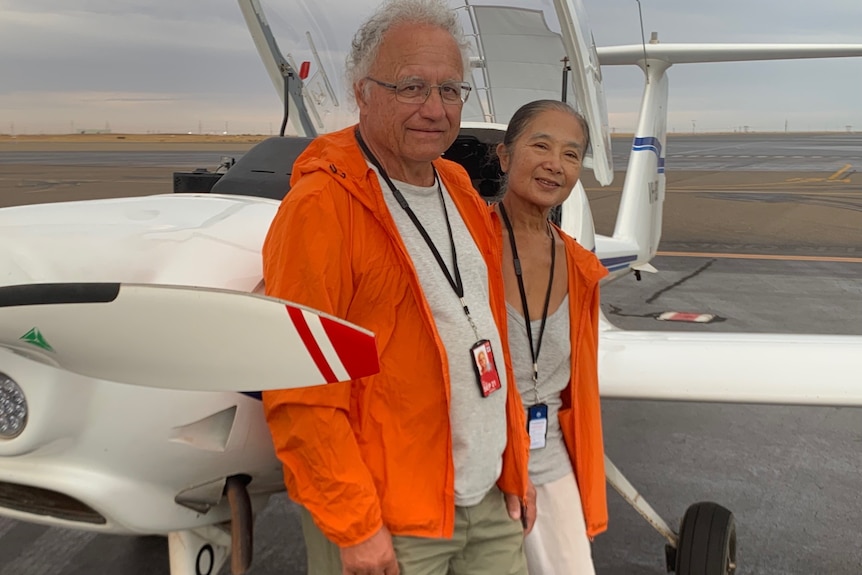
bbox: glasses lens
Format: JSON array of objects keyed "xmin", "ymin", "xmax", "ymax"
[
  {"xmin": 395, "ymin": 81, "xmax": 428, "ymax": 102},
  {"xmin": 394, "ymin": 81, "xmax": 470, "ymax": 105},
  {"xmin": 439, "ymin": 82, "xmax": 464, "ymax": 103}
]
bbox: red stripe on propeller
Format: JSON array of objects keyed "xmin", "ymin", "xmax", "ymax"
[
  {"xmin": 286, "ymin": 305, "xmax": 338, "ymax": 384},
  {"xmin": 319, "ymin": 316, "xmax": 380, "ymax": 380}
]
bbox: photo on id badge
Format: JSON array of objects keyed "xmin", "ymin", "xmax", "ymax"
[{"xmin": 471, "ymin": 340, "xmax": 502, "ymax": 397}]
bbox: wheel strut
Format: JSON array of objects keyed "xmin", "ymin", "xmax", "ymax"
[{"xmin": 226, "ymin": 475, "xmax": 254, "ymax": 575}]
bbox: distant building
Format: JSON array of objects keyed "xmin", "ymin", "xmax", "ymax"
[{"xmin": 76, "ymin": 129, "xmax": 112, "ymax": 135}]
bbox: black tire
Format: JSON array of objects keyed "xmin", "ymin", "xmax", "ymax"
[{"xmin": 675, "ymin": 501, "xmax": 737, "ymax": 575}]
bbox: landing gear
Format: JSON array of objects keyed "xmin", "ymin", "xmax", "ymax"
[
  {"xmin": 226, "ymin": 475, "xmax": 254, "ymax": 575},
  {"xmin": 674, "ymin": 502, "xmax": 737, "ymax": 575},
  {"xmin": 168, "ymin": 526, "xmax": 230, "ymax": 575},
  {"xmin": 604, "ymin": 455, "xmax": 737, "ymax": 574},
  {"xmin": 167, "ymin": 475, "xmax": 256, "ymax": 575}
]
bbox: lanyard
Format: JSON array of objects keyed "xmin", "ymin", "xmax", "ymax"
[
  {"xmin": 498, "ymin": 203, "xmax": 555, "ymax": 391},
  {"xmin": 355, "ymin": 128, "xmax": 480, "ymax": 340}
]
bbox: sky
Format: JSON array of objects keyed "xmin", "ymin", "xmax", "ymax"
[{"xmin": 2, "ymin": 0, "xmax": 862, "ymax": 135}]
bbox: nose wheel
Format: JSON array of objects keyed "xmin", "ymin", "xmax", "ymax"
[
  {"xmin": 672, "ymin": 501, "xmax": 737, "ymax": 575},
  {"xmin": 605, "ymin": 455, "xmax": 736, "ymax": 574}
]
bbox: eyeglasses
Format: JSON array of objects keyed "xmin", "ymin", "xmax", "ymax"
[{"xmin": 365, "ymin": 77, "xmax": 472, "ymax": 105}]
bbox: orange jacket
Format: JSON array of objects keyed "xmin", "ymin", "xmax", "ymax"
[
  {"xmin": 491, "ymin": 212, "xmax": 609, "ymax": 538},
  {"xmin": 262, "ymin": 126, "xmax": 529, "ymax": 547},
  {"xmin": 558, "ymin": 228, "xmax": 609, "ymax": 537}
]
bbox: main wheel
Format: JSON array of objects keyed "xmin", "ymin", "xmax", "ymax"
[{"xmin": 675, "ymin": 501, "xmax": 737, "ymax": 575}]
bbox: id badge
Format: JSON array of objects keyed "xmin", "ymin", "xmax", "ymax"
[
  {"xmin": 470, "ymin": 340, "xmax": 502, "ymax": 398},
  {"xmin": 527, "ymin": 404, "xmax": 548, "ymax": 450}
]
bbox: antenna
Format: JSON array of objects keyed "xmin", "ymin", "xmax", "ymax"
[
  {"xmin": 279, "ymin": 67, "xmax": 293, "ymax": 137},
  {"xmin": 635, "ymin": 0, "xmax": 650, "ymax": 82},
  {"xmin": 560, "ymin": 56, "xmax": 571, "ymax": 102}
]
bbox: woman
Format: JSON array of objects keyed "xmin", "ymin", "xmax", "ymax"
[{"xmin": 493, "ymin": 100, "xmax": 609, "ymax": 574}]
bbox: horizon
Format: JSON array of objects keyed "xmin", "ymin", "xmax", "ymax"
[{"xmin": 2, "ymin": 128, "xmax": 861, "ymax": 141}]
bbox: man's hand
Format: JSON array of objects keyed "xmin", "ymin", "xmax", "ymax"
[
  {"xmin": 504, "ymin": 480, "xmax": 537, "ymax": 535},
  {"xmin": 340, "ymin": 525, "xmax": 400, "ymax": 575}
]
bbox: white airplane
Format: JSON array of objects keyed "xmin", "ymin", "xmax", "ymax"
[{"xmin": 2, "ymin": 1, "xmax": 862, "ymax": 574}]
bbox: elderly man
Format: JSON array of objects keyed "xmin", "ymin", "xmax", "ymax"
[{"xmin": 262, "ymin": 1, "xmax": 531, "ymax": 573}]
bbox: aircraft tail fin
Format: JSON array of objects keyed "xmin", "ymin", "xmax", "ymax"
[
  {"xmin": 612, "ymin": 60, "xmax": 669, "ymax": 267},
  {"xmin": 591, "ymin": 57, "xmax": 669, "ymax": 275},
  {"xmin": 593, "ymin": 40, "xmax": 862, "ymax": 278}
]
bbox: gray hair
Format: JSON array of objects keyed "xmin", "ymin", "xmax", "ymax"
[{"xmin": 346, "ymin": 0, "xmax": 471, "ymax": 99}]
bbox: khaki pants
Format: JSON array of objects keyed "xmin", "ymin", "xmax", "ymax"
[{"xmin": 301, "ymin": 486, "xmax": 527, "ymax": 575}]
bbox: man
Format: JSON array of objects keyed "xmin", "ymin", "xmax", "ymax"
[{"xmin": 262, "ymin": 1, "xmax": 532, "ymax": 573}]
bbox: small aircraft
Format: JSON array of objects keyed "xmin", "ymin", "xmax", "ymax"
[{"xmin": 2, "ymin": 1, "xmax": 862, "ymax": 574}]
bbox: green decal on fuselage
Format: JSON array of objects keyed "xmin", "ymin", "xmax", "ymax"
[{"xmin": 19, "ymin": 328, "xmax": 55, "ymax": 352}]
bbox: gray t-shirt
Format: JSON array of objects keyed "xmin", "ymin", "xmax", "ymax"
[
  {"xmin": 507, "ymin": 294, "xmax": 574, "ymax": 485},
  {"xmin": 374, "ymin": 167, "xmax": 507, "ymax": 507}
]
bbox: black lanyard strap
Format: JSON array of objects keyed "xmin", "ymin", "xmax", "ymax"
[
  {"xmin": 498, "ymin": 202, "xmax": 555, "ymax": 385},
  {"xmin": 355, "ymin": 128, "xmax": 479, "ymax": 339}
]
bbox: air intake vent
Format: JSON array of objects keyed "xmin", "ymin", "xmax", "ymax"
[{"xmin": 0, "ymin": 482, "xmax": 106, "ymax": 525}]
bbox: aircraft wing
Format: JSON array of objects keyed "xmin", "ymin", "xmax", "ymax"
[
  {"xmin": 0, "ymin": 283, "xmax": 379, "ymax": 392},
  {"xmin": 597, "ymin": 43, "xmax": 862, "ymax": 66},
  {"xmin": 599, "ymin": 328, "xmax": 862, "ymax": 406}
]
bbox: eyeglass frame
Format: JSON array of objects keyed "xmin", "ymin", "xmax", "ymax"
[{"xmin": 364, "ymin": 76, "xmax": 472, "ymax": 105}]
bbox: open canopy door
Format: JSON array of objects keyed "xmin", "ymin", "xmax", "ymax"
[
  {"xmin": 242, "ymin": 0, "xmax": 613, "ymax": 183},
  {"xmin": 464, "ymin": 0, "xmax": 613, "ymax": 184}
]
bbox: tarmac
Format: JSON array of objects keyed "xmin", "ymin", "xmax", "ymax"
[{"xmin": 0, "ymin": 133, "xmax": 860, "ymax": 574}]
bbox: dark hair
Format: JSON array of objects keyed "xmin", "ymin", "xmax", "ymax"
[
  {"xmin": 501, "ymin": 100, "xmax": 590, "ymax": 155},
  {"xmin": 493, "ymin": 100, "xmax": 590, "ymax": 201}
]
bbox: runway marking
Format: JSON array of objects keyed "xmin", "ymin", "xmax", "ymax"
[
  {"xmin": 668, "ymin": 184, "xmax": 858, "ymax": 193},
  {"xmin": 785, "ymin": 164, "xmax": 854, "ymax": 184},
  {"xmin": 657, "ymin": 311, "xmax": 717, "ymax": 323},
  {"xmin": 657, "ymin": 251, "xmax": 862, "ymax": 264},
  {"xmin": 593, "ymin": 185, "xmax": 861, "ymax": 195},
  {"xmin": 828, "ymin": 164, "xmax": 853, "ymax": 181},
  {"xmin": 784, "ymin": 177, "xmax": 852, "ymax": 184}
]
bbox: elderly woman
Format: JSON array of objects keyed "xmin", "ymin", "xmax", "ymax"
[{"xmin": 493, "ymin": 100, "xmax": 609, "ymax": 574}]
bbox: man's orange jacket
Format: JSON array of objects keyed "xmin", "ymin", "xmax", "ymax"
[
  {"xmin": 262, "ymin": 126, "xmax": 530, "ymax": 547},
  {"xmin": 491, "ymin": 212, "xmax": 610, "ymax": 538}
]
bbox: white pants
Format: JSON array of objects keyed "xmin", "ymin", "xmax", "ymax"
[{"xmin": 525, "ymin": 472, "xmax": 596, "ymax": 575}]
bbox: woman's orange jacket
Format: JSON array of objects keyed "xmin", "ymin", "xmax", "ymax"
[
  {"xmin": 262, "ymin": 126, "xmax": 530, "ymax": 547},
  {"xmin": 491, "ymin": 212, "xmax": 610, "ymax": 538}
]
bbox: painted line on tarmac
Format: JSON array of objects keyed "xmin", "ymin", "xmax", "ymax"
[
  {"xmin": 828, "ymin": 164, "xmax": 853, "ymax": 181},
  {"xmin": 656, "ymin": 251, "xmax": 862, "ymax": 264},
  {"xmin": 668, "ymin": 186, "xmax": 858, "ymax": 193}
]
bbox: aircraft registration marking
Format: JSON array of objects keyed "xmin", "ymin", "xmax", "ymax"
[{"xmin": 648, "ymin": 181, "xmax": 659, "ymax": 204}]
